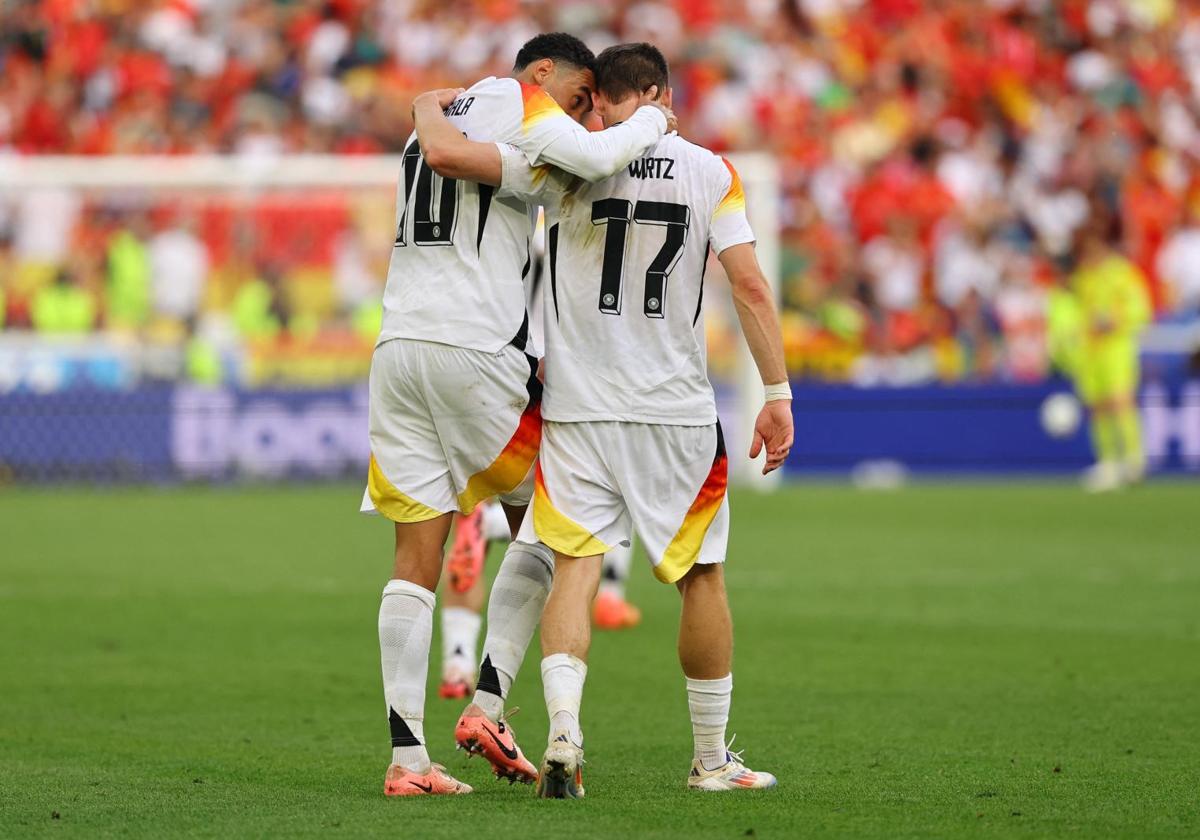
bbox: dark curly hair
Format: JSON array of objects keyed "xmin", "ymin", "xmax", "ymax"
[
  {"xmin": 513, "ymin": 33, "xmax": 596, "ymax": 74},
  {"xmin": 595, "ymin": 42, "xmax": 669, "ymax": 102}
]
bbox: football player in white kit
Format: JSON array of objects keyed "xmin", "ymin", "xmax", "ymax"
[
  {"xmin": 413, "ymin": 43, "xmax": 793, "ymax": 797},
  {"xmin": 365, "ymin": 33, "xmax": 675, "ymax": 797}
]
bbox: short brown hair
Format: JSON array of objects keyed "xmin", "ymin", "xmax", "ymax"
[{"xmin": 595, "ymin": 43, "xmax": 669, "ymax": 102}]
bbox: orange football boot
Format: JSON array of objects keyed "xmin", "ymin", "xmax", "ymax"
[
  {"xmin": 455, "ymin": 707, "xmax": 538, "ymax": 784},
  {"xmin": 383, "ymin": 763, "xmax": 472, "ymax": 796},
  {"xmin": 447, "ymin": 509, "xmax": 486, "ymax": 593},
  {"xmin": 438, "ymin": 673, "xmax": 473, "ymax": 700},
  {"xmin": 593, "ymin": 590, "xmax": 641, "ymax": 630}
]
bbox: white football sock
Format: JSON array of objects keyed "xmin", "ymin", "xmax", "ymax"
[
  {"xmin": 440, "ymin": 606, "xmax": 481, "ymax": 679},
  {"xmin": 599, "ymin": 540, "xmax": 634, "ymax": 599},
  {"xmin": 481, "ymin": 502, "xmax": 512, "ymax": 541},
  {"xmin": 542, "ymin": 653, "xmax": 587, "ymax": 747},
  {"xmin": 687, "ymin": 674, "xmax": 732, "ymax": 771},
  {"xmin": 379, "ymin": 578, "xmax": 435, "ymax": 773},
  {"xmin": 471, "ymin": 540, "xmax": 554, "ymax": 720}
]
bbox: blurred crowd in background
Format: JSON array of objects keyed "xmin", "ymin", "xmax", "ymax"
[{"xmin": 3, "ymin": 0, "xmax": 1200, "ymax": 386}]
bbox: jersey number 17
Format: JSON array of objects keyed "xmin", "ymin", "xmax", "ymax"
[{"xmin": 586, "ymin": 198, "xmax": 691, "ymax": 319}]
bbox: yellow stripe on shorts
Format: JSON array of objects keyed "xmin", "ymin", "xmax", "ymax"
[
  {"xmin": 367, "ymin": 454, "xmax": 445, "ymax": 523},
  {"xmin": 457, "ymin": 395, "xmax": 542, "ymax": 514},
  {"xmin": 532, "ymin": 463, "xmax": 610, "ymax": 558},
  {"xmin": 656, "ymin": 429, "xmax": 729, "ymax": 583}
]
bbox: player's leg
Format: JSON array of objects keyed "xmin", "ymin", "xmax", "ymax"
[
  {"xmin": 537, "ymin": 550, "xmax": 602, "ymax": 799},
  {"xmin": 620, "ymin": 422, "xmax": 775, "ymax": 791},
  {"xmin": 453, "ymin": 534, "xmax": 550, "ymax": 784},
  {"xmin": 441, "ymin": 499, "xmax": 520, "ymax": 701},
  {"xmin": 380, "ymin": 516, "xmax": 475, "ymax": 795},
  {"xmin": 366, "ymin": 340, "xmax": 474, "ymax": 796},
  {"xmin": 1078, "ymin": 356, "xmax": 1124, "ymax": 492},
  {"xmin": 427, "ymin": 347, "xmax": 545, "ymax": 783},
  {"xmin": 594, "ymin": 538, "xmax": 641, "ymax": 630},
  {"xmin": 446, "ymin": 507, "xmax": 486, "ymax": 594},
  {"xmin": 456, "ymin": 477, "xmax": 555, "ymax": 785},
  {"xmin": 1110, "ymin": 342, "xmax": 1145, "ymax": 482},
  {"xmin": 438, "ymin": 543, "xmax": 485, "ymax": 700},
  {"xmin": 467, "ymin": 495, "xmax": 550, "ymax": 709},
  {"xmin": 454, "ymin": 475, "xmax": 547, "ymax": 783},
  {"xmin": 468, "ymin": 490, "xmax": 550, "ymax": 712},
  {"xmin": 1114, "ymin": 393, "xmax": 1145, "ymax": 481},
  {"xmin": 382, "ymin": 516, "xmax": 452, "ymax": 761},
  {"xmin": 521, "ymin": 421, "xmax": 627, "ymax": 799}
]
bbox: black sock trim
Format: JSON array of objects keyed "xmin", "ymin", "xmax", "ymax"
[
  {"xmin": 476, "ymin": 654, "xmax": 503, "ymax": 698},
  {"xmin": 388, "ymin": 707, "xmax": 422, "ymax": 748}
]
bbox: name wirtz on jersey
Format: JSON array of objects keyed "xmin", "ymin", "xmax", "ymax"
[{"xmin": 627, "ymin": 155, "xmax": 675, "ymax": 180}]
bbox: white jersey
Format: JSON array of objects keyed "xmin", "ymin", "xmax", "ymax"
[
  {"xmin": 498, "ymin": 133, "xmax": 755, "ymax": 424},
  {"xmin": 378, "ymin": 76, "xmax": 667, "ymax": 355}
]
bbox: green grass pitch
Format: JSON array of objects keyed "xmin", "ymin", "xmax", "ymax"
[{"xmin": 1, "ymin": 482, "xmax": 1198, "ymax": 838}]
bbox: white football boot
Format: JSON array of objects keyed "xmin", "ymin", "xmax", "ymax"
[
  {"xmin": 688, "ymin": 739, "xmax": 777, "ymax": 791},
  {"xmin": 536, "ymin": 730, "xmax": 585, "ymax": 799},
  {"xmin": 1081, "ymin": 461, "xmax": 1123, "ymax": 493}
]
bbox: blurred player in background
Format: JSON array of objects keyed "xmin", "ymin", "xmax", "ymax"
[
  {"xmin": 594, "ymin": 539, "xmax": 641, "ymax": 629},
  {"xmin": 364, "ymin": 32, "xmax": 672, "ymax": 798},
  {"xmin": 1050, "ymin": 213, "xmax": 1152, "ymax": 492},
  {"xmin": 437, "ymin": 505, "xmax": 513, "ymax": 698},
  {"xmin": 415, "ymin": 43, "xmax": 790, "ymax": 798}
]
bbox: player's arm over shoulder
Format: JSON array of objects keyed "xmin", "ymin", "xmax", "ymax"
[
  {"xmin": 412, "ymin": 90, "xmax": 503, "ymax": 185},
  {"xmin": 513, "ymin": 82, "xmax": 669, "ymax": 183}
]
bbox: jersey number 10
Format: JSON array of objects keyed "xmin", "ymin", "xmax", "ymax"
[
  {"xmin": 395, "ymin": 140, "xmax": 458, "ymax": 247},
  {"xmin": 590, "ymin": 198, "xmax": 691, "ymax": 319}
]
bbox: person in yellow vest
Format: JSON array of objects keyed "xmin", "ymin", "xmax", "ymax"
[
  {"xmin": 231, "ymin": 270, "xmax": 283, "ymax": 341},
  {"xmin": 1064, "ymin": 215, "xmax": 1153, "ymax": 491},
  {"xmin": 106, "ymin": 223, "xmax": 151, "ymax": 331},
  {"xmin": 31, "ymin": 269, "xmax": 98, "ymax": 334}
]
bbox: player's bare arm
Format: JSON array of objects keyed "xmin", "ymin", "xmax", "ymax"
[
  {"xmin": 412, "ymin": 89, "xmax": 503, "ymax": 186},
  {"xmin": 718, "ymin": 242, "xmax": 793, "ymax": 474}
]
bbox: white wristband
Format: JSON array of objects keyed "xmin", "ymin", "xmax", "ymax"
[{"xmin": 764, "ymin": 382, "xmax": 792, "ymax": 402}]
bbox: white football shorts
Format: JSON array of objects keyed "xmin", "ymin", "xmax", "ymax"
[
  {"xmin": 360, "ymin": 338, "xmax": 540, "ymax": 523},
  {"xmin": 519, "ymin": 420, "xmax": 729, "ymax": 583}
]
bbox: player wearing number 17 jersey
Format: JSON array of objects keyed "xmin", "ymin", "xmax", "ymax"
[
  {"xmin": 366, "ymin": 33, "xmax": 673, "ymax": 798},
  {"xmin": 412, "ymin": 42, "xmax": 794, "ymax": 797}
]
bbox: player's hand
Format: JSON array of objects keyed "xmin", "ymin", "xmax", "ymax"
[
  {"xmin": 749, "ymin": 400, "xmax": 794, "ymax": 475},
  {"xmin": 415, "ymin": 87, "xmax": 466, "ymax": 112},
  {"xmin": 639, "ymin": 85, "xmax": 678, "ymax": 133}
]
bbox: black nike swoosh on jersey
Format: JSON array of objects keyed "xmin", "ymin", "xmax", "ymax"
[
  {"xmin": 487, "ymin": 728, "xmax": 520, "ymax": 761},
  {"xmin": 408, "ymin": 781, "xmax": 434, "ymax": 793}
]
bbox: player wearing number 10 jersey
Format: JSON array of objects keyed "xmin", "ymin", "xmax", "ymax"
[
  {"xmin": 414, "ymin": 43, "xmax": 794, "ymax": 797},
  {"xmin": 366, "ymin": 33, "xmax": 673, "ymax": 799}
]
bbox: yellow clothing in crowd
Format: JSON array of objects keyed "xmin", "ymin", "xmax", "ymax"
[
  {"xmin": 1054, "ymin": 255, "xmax": 1152, "ymax": 404},
  {"xmin": 32, "ymin": 284, "xmax": 97, "ymax": 334}
]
